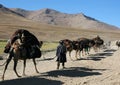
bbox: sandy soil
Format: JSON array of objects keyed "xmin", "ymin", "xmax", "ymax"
[{"xmin": 0, "ymin": 41, "xmax": 120, "ymax": 85}]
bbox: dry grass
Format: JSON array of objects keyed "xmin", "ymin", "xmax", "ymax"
[
  {"xmin": 41, "ymin": 42, "xmax": 58, "ymax": 51},
  {"xmin": 0, "ymin": 13, "xmax": 120, "ymax": 42},
  {"xmin": 0, "ymin": 41, "xmax": 6, "ymax": 54},
  {"xmin": 0, "ymin": 41, "xmax": 58, "ymax": 54}
]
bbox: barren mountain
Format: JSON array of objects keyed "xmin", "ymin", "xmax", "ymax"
[
  {"xmin": 0, "ymin": 4, "xmax": 120, "ymax": 42},
  {"xmin": 11, "ymin": 8, "xmax": 119, "ymax": 30},
  {"xmin": 10, "ymin": 8, "xmax": 32, "ymax": 17},
  {"xmin": 0, "ymin": 4, "xmax": 24, "ymax": 17}
]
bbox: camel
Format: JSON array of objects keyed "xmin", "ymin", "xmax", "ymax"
[
  {"xmin": 92, "ymin": 35, "xmax": 104, "ymax": 52},
  {"xmin": 2, "ymin": 31, "xmax": 42, "ymax": 80}
]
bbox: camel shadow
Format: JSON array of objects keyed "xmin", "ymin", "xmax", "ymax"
[
  {"xmin": 77, "ymin": 52, "xmax": 113, "ymax": 61},
  {"xmin": 0, "ymin": 76, "xmax": 63, "ymax": 85},
  {"xmin": 85, "ymin": 50, "xmax": 114, "ymax": 61},
  {"xmin": 37, "ymin": 57, "xmax": 55, "ymax": 61},
  {"xmin": 104, "ymin": 49, "xmax": 117, "ymax": 52},
  {"xmin": 41, "ymin": 67, "xmax": 103, "ymax": 78},
  {"xmin": 87, "ymin": 53, "xmax": 112, "ymax": 61},
  {"xmin": 76, "ymin": 57, "xmax": 105, "ymax": 61},
  {"xmin": 73, "ymin": 49, "xmax": 115, "ymax": 61}
]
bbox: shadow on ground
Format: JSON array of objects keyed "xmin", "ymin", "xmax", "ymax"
[
  {"xmin": 103, "ymin": 49, "xmax": 117, "ymax": 52},
  {"xmin": 0, "ymin": 76, "xmax": 63, "ymax": 85},
  {"xmin": 80, "ymin": 49, "xmax": 116, "ymax": 61},
  {"xmin": 0, "ymin": 56, "xmax": 3, "ymax": 60},
  {"xmin": 41, "ymin": 67, "xmax": 104, "ymax": 78}
]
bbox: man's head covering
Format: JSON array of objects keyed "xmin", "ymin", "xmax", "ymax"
[{"xmin": 59, "ymin": 40, "xmax": 64, "ymax": 45}]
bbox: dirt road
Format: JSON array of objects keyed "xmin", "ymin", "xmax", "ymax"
[{"xmin": 0, "ymin": 43, "xmax": 120, "ymax": 85}]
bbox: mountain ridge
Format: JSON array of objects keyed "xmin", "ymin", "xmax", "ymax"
[
  {"xmin": 0, "ymin": 4, "xmax": 119, "ymax": 30},
  {"xmin": 0, "ymin": 4, "xmax": 24, "ymax": 17},
  {"xmin": 10, "ymin": 7, "xmax": 119, "ymax": 30},
  {"xmin": 0, "ymin": 4, "xmax": 120, "ymax": 41}
]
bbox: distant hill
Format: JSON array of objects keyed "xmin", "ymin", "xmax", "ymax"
[
  {"xmin": 11, "ymin": 8, "xmax": 119, "ymax": 30},
  {"xmin": 0, "ymin": 4, "xmax": 24, "ymax": 17},
  {"xmin": 0, "ymin": 4, "xmax": 120, "ymax": 42},
  {"xmin": 10, "ymin": 8, "xmax": 32, "ymax": 17}
]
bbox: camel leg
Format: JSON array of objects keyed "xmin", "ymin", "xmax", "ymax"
[
  {"xmin": 82, "ymin": 50, "xmax": 84, "ymax": 56},
  {"xmin": 69, "ymin": 51, "xmax": 73, "ymax": 60},
  {"xmin": 79, "ymin": 50, "xmax": 83, "ymax": 58},
  {"xmin": 85, "ymin": 48, "xmax": 88, "ymax": 55},
  {"xmin": 79, "ymin": 50, "xmax": 83, "ymax": 59},
  {"xmin": 87, "ymin": 47, "xmax": 90, "ymax": 55},
  {"xmin": 93, "ymin": 46, "xmax": 97, "ymax": 52},
  {"xmin": 33, "ymin": 58, "xmax": 39, "ymax": 73},
  {"xmin": 57, "ymin": 61, "xmax": 60, "ymax": 69},
  {"xmin": 2, "ymin": 56, "xmax": 12, "ymax": 80},
  {"xmin": 23, "ymin": 59, "xmax": 26, "ymax": 76},
  {"xmin": 75, "ymin": 50, "xmax": 78, "ymax": 59},
  {"xmin": 69, "ymin": 51, "xmax": 71, "ymax": 58},
  {"xmin": 13, "ymin": 59, "xmax": 21, "ymax": 77}
]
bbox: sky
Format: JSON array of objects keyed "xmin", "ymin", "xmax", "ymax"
[{"xmin": 0, "ymin": 0, "xmax": 120, "ymax": 28}]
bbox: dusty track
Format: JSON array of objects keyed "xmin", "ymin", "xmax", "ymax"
[{"xmin": 0, "ymin": 44, "xmax": 120, "ymax": 85}]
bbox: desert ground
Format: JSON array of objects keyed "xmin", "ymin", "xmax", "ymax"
[{"xmin": 0, "ymin": 41, "xmax": 120, "ymax": 85}]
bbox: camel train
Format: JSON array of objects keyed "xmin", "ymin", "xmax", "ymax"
[
  {"xmin": 60, "ymin": 36, "xmax": 104, "ymax": 59},
  {"xmin": 1, "ymin": 29, "xmax": 104, "ymax": 80}
]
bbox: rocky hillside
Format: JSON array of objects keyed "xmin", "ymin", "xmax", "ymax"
[
  {"xmin": 0, "ymin": 4, "xmax": 24, "ymax": 17},
  {"xmin": 11, "ymin": 8, "xmax": 119, "ymax": 30},
  {"xmin": 0, "ymin": 4, "xmax": 120, "ymax": 42}
]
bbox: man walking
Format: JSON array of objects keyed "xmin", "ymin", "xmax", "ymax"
[{"xmin": 56, "ymin": 40, "xmax": 67, "ymax": 69}]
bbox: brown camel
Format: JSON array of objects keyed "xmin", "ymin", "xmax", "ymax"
[{"xmin": 2, "ymin": 37, "xmax": 42, "ymax": 80}]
